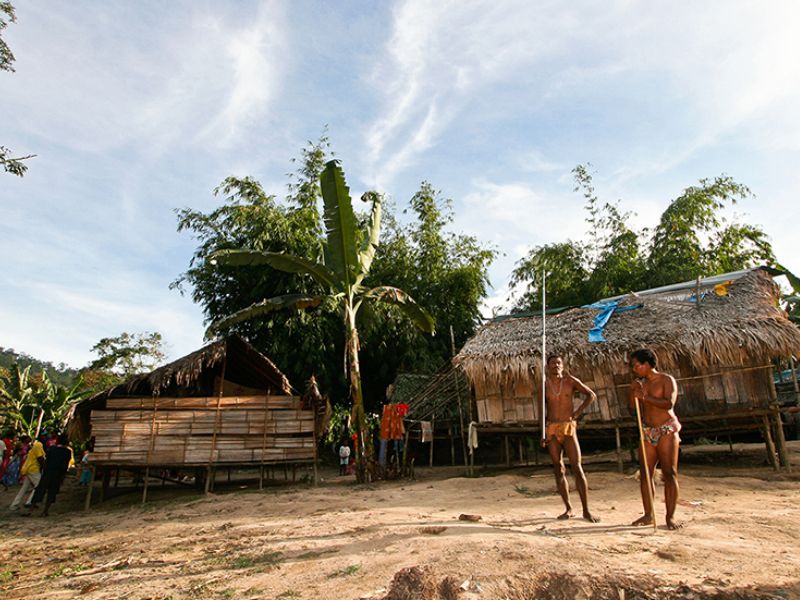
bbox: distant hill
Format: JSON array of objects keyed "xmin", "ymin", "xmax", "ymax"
[{"xmin": 0, "ymin": 346, "xmax": 81, "ymax": 386}]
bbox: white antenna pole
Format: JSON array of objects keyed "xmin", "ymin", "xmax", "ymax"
[{"xmin": 541, "ymin": 269, "xmax": 547, "ymax": 441}]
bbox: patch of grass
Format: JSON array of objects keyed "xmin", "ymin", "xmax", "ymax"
[
  {"xmin": 46, "ymin": 563, "xmax": 88, "ymax": 579},
  {"xmin": 219, "ymin": 589, "xmax": 236, "ymax": 599},
  {"xmin": 229, "ymin": 551, "xmax": 283, "ymax": 570},
  {"xmin": 0, "ymin": 569, "xmax": 14, "ymax": 583},
  {"xmin": 513, "ymin": 484, "xmax": 550, "ymax": 498},
  {"xmin": 328, "ymin": 564, "xmax": 361, "ymax": 578},
  {"xmin": 277, "ymin": 591, "xmax": 301, "ymax": 599}
]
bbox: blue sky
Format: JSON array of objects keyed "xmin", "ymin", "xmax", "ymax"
[{"xmin": 2, "ymin": 1, "xmax": 799, "ymax": 369}]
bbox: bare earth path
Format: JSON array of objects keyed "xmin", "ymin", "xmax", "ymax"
[{"xmin": 1, "ymin": 441, "xmax": 799, "ymax": 599}]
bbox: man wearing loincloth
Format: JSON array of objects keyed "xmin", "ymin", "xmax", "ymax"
[
  {"xmin": 541, "ymin": 355, "xmax": 599, "ymax": 522},
  {"xmin": 628, "ymin": 348, "xmax": 682, "ymax": 530}
]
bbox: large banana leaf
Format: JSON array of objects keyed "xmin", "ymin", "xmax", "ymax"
[
  {"xmin": 320, "ymin": 160, "xmax": 359, "ymax": 290},
  {"xmin": 206, "ymin": 294, "xmax": 323, "ymax": 338},
  {"xmin": 355, "ymin": 191, "xmax": 382, "ymax": 288},
  {"xmin": 363, "ymin": 286, "xmax": 436, "ymax": 334},
  {"xmin": 211, "ymin": 249, "xmax": 337, "ymax": 290}
]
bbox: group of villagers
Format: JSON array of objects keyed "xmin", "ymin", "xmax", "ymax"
[{"xmin": 542, "ymin": 348, "xmax": 683, "ymax": 530}]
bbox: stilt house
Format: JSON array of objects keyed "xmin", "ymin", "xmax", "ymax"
[
  {"xmin": 67, "ymin": 336, "xmax": 317, "ymax": 469},
  {"xmin": 453, "ymin": 268, "xmax": 800, "ymax": 466}
]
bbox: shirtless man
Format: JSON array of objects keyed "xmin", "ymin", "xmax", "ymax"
[
  {"xmin": 541, "ymin": 355, "xmax": 598, "ymax": 522},
  {"xmin": 628, "ymin": 348, "xmax": 682, "ymax": 530}
]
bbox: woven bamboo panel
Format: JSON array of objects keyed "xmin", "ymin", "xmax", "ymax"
[{"xmin": 90, "ymin": 395, "xmax": 314, "ymax": 466}]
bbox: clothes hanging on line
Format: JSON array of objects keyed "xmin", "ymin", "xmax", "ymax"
[{"xmin": 380, "ymin": 404, "xmax": 406, "ymax": 440}]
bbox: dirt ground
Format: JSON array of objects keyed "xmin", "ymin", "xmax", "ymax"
[{"xmin": 2, "ymin": 441, "xmax": 800, "ymax": 599}]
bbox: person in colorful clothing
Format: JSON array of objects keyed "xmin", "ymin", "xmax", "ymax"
[
  {"xmin": 9, "ymin": 435, "xmax": 44, "ymax": 511},
  {"xmin": 628, "ymin": 348, "xmax": 682, "ymax": 530},
  {"xmin": 27, "ymin": 433, "xmax": 73, "ymax": 517}
]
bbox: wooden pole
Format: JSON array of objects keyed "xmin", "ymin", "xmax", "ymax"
[
  {"xmin": 772, "ymin": 410, "xmax": 791, "ymax": 472},
  {"xmin": 768, "ymin": 368, "xmax": 791, "ymax": 471},
  {"xmin": 83, "ymin": 465, "xmax": 96, "ymax": 511},
  {"xmin": 206, "ymin": 355, "xmax": 227, "ymax": 494},
  {"xmin": 429, "ymin": 416, "xmax": 435, "ymax": 467},
  {"xmin": 634, "ymin": 397, "xmax": 657, "ymax": 532},
  {"xmin": 142, "ymin": 393, "xmax": 159, "ymax": 505},
  {"xmin": 504, "ymin": 435, "xmax": 511, "ymax": 467},
  {"xmin": 449, "ymin": 426, "xmax": 455, "ymax": 466},
  {"xmin": 791, "ymin": 355, "xmax": 799, "ymax": 405},
  {"xmin": 761, "ymin": 415, "xmax": 779, "ymax": 471},
  {"xmin": 259, "ymin": 393, "xmax": 269, "ymax": 490},
  {"xmin": 614, "ymin": 426, "xmax": 624, "ymax": 473},
  {"xmin": 451, "ymin": 326, "xmax": 470, "ymax": 476},
  {"xmin": 541, "ymin": 270, "xmax": 547, "ymax": 442}
]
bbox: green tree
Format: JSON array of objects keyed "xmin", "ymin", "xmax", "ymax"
[
  {"xmin": 510, "ymin": 169, "xmax": 777, "ymax": 311},
  {"xmin": 646, "ymin": 176, "xmax": 773, "ymax": 287},
  {"xmin": 363, "ymin": 182, "xmax": 495, "ymax": 394},
  {"xmin": 0, "ymin": 363, "xmax": 34, "ymax": 432},
  {"xmin": 209, "ymin": 160, "xmax": 435, "ymax": 481},
  {"xmin": 88, "ymin": 331, "xmax": 166, "ymax": 378},
  {"xmin": 35, "ymin": 371, "xmax": 88, "ymax": 435},
  {"xmin": 510, "ymin": 241, "xmax": 589, "ymax": 310},
  {"xmin": 0, "ymin": 2, "xmax": 34, "ymax": 176},
  {"xmin": 172, "ymin": 136, "xmax": 344, "ymax": 395}
]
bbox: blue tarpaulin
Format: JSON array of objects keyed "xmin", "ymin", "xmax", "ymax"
[{"xmin": 582, "ymin": 301, "xmax": 642, "ymax": 342}]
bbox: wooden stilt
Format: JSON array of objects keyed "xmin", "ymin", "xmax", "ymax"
[
  {"xmin": 614, "ymin": 426, "xmax": 623, "ymax": 473},
  {"xmin": 722, "ymin": 418, "xmax": 734, "ymax": 454},
  {"xmin": 429, "ymin": 416, "xmax": 435, "ymax": 467},
  {"xmin": 772, "ymin": 411, "xmax": 791, "ymax": 472},
  {"xmin": 113, "ymin": 469, "xmax": 120, "ymax": 488},
  {"xmin": 504, "ymin": 435, "xmax": 511, "ymax": 467},
  {"xmin": 450, "ymin": 426, "xmax": 456, "ymax": 466},
  {"xmin": 768, "ymin": 368, "xmax": 791, "ymax": 471},
  {"xmin": 762, "ymin": 415, "xmax": 779, "ymax": 471},
  {"xmin": 84, "ymin": 466, "xmax": 96, "ymax": 511},
  {"xmin": 142, "ymin": 467, "xmax": 150, "ymax": 505},
  {"xmin": 518, "ymin": 437, "xmax": 525, "ymax": 465},
  {"xmin": 634, "ymin": 397, "xmax": 657, "ymax": 532},
  {"xmin": 101, "ymin": 468, "xmax": 110, "ymax": 501}
]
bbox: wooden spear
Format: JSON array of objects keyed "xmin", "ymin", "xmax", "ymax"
[
  {"xmin": 541, "ymin": 270, "xmax": 547, "ymax": 443},
  {"xmin": 634, "ymin": 389, "xmax": 657, "ymax": 532}
]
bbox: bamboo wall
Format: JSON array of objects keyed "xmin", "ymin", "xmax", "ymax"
[
  {"xmin": 91, "ymin": 395, "xmax": 315, "ymax": 465},
  {"xmin": 473, "ymin": 360, "xmax": 775, "ymax": 425}
]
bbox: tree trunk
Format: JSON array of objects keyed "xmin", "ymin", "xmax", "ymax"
[{"xmin": 346, "ymin": 304, "xmax": 372, "ymax": 483}]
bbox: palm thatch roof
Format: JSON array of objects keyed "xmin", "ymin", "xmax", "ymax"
[
  {"xmin": 70, "ymin": 335, "xmax": 292, "ymax": 420},
  {"xmin": 455, "ymin": 268, "xmax": 800, "ymax": 390}
]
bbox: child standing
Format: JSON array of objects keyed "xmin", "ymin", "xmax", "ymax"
[{"xmin": 338, "ymin": 443, "xmax": 351, "ymax": 476}]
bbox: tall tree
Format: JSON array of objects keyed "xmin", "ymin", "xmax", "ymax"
[
  {"xmin": 172, "ymin": 136, "xmax": 344, "ymax": 394},
  {"xmin": 209, "ymin": 160, "xmax": 435, "ymax": 481},
  {"xmin": 363, "ymin": 182, "xmax": 495, "ymax": 394},
  {"xmin": 647, "ymin": 175, "xmax": 773, "ymax": 287},
  {"xmin": 0, "ymin": 2, "xmax": 34, "ymax": 176},
  {"xmin": 88, "ymin": 331, "xmax": 166, "ymax": 378},
  {"xmin": 510, "ymin": 169, "xmax": 777, "ymax": 311}
]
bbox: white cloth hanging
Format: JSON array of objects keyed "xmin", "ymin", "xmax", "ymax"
[{"xmin": 467, "ymin": 421, "xmax": 479, "ymax": 455}]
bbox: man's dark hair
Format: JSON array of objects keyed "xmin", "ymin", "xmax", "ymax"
[
  {"xmin": 19, "ymin": 435, "xmax": 31, "ymax": 443},
  {"xmin": 547, "ymin": 354, "xmax": 563, "ymax": 365},
  {"xmin": 57, "ymin": 433, "xmax": 69, "ymax": 446},
  {"xmin": 630, "ymin": 348, "xmax": 657, "ymax": 368}
]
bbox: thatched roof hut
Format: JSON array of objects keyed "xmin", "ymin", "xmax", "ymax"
[
  {"xmin": 67, "ymin": 336, "xmax": 316, "ymax": 471},
  {"xmin": 455, "ymin": 268, "xmax": 800, "ymax": 432}
]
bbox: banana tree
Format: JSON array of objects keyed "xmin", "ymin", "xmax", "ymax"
[
  {"xmin": 37, "ymin": 371, "xmax": 90, "ymax": 435},
  {"xmin": 209, "ymin": 160, "xmax": 435, "ymax": 481},
  {"xmin": 0, "ymin": 364, "xmax": 35, "ymax": 433}
]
